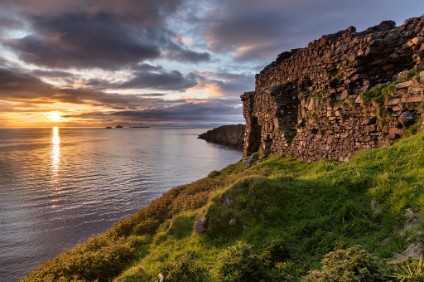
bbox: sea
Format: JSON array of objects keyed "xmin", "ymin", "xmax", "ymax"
[{"xmin": 0, "ymin": 127, "xmax": 242, "ymax": 281}]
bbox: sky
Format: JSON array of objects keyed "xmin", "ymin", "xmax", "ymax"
[{"xmin": 0, "ymin": 0, "xmax": 423, "ymax": 127}]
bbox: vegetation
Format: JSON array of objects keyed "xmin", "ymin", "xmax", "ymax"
[
  {"xmin": 360, "ymin": 83, "xmax": 395, "ymax": 105},
  {"xmin": 23, "ymin": 131, "xmax": 424, "ymax": 281}
]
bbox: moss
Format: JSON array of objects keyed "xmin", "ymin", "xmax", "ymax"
[{"xmin": 360, "ymin": 83, "xmax": 395, "ymax": 105}]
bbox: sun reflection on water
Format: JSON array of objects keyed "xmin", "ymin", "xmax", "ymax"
[{"xmin": 51, "ymin": 127, "xmax": 60, "ymax": 192}]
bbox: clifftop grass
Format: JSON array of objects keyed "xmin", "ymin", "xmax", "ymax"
[{"xmin": 23, "ymin": 131, "xmax": 424, "ymax": 281}]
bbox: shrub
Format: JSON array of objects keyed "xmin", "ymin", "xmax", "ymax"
[
  {"xmin": 302, "ymin": 245, "xmax": 390, "ymax": 281},
  {"xmin": 391, "ymin": 256, "xmax": 424, "ymax": 281},
  {"xmin": 216, "ymin": 241, "xmax": 269, "ymax": 282},
  {"xmin": 261, "ymin": 238, "xmax": 292, "ymax": 265},
  {"xmin": 159, "ymin": 253, "xmax": 209, "ymax": 282},
  {"xmin": 134, "ymin": 218, "xmax": 160, "ymax": 235},
  {"xmin": 25, "ymin": 241, "xmax": 134, "ymax": 282},
  {"xmin": 275, "ymin": 261, "xmax": 303, "ymax": 281}
]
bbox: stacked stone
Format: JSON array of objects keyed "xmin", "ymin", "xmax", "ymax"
[
  {"xmin": 241, "ymin": 91, "xmax": 261, "ymax": 156},
  {"xmin": 242, "ymin": 14, "xmax": 424, "ymax": 161}
]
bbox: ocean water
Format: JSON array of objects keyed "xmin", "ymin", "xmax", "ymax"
[{"xmin": 0, "ymin": 127, "xmax": 242, "ymax": 281}]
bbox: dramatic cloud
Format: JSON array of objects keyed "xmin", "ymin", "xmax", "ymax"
[
  {"xmin": 0, "ymin": 0, "xmax": 423, "ymax": 126},
  {"xmin": 0, "ymin": 68, "xmax": 56, "ymax": 100},
  {"xmin": 0, "ymin": 68, "xmax": 165, "ymax": 109},
  {"xmin": 1, "ymin": 0, "xmax": 209, "ymax": 69},
  {"xmin": 8, "ymin": 13, "xmax": 161, "ymax": 69}
]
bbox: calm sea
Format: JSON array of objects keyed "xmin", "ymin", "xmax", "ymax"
[{"xmin": 0, "ymin": 127, "xmax": 242, "ymax": 281}]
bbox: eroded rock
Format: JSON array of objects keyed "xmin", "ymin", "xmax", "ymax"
[{"xmin": 241, "ymin": 14, "xmax": 424, "ymax": 162}]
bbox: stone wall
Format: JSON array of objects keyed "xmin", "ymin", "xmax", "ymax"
[{"xmin": 242, "ymin": 15, "xmax": 424, "ymax": 161}]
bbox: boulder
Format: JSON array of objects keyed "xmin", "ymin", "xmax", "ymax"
[
  {"xmin": 399, "ymin": 111, "xmax": 416, "ymax": 126},
  {"xmin": 195, "ymin": 216, "xmax": 209, "ymax": 235}
]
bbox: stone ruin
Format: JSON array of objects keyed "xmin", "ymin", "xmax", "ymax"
[{"xmin": 241, "ymin": 15, "xmax": 424, "ymax": 161}]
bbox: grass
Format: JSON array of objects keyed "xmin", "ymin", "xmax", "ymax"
[{"xmin": 22, "ymin": 131, "xmax": 424, "ymax": 281}]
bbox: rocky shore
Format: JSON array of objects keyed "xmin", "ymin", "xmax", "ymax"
[{"xmin": 198, "ymin": 124, "xmax": 245, "ymax": 148}]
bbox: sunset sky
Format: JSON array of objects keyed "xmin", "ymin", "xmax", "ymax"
[{"xmin": 0, "ymin": 0, "xmax": 423, "ymax": 127}]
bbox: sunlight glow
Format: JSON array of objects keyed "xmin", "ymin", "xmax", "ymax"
[
  {"xmin": 51, "ymin": 127, "xmax": 60, "ymax": 189},
  {"xmin": 50, "ymin": 111, "xmax": 62, "ymax": 122}
]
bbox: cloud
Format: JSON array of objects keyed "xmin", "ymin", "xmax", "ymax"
[
  {"xmin": 7, "ymin": 13, "xmax": 161, "ymax": 69},
  {"xmin": 118, "ymin": 69, "xmax": 198, "ymax": 91},
  {"xmin": 204, "ymin": 0, "xmax": 424, "ymax": 62},
  {"xmin": 194, "ymin": 71, "xmax": 255, "ymax": 96},
  {"xmin": 165, "ymin": 41, "xmax": 211, "ymax": 62},
  {"xmin": 0, "ymin": 68, "xmax": 171, "ymax": 110},
  {"xmin": 32, "ymin": 69, "xmax": 74, "ymax": 78},
  {"xmin": 2, "ymin": 0, "xmax": 423, "ymax": 127},
  {"xmin": 0, "ymin": 68, "xmax": 56, "ymax": 100},
  {"xmin": 0, "ymin": 0, "xmax": 185, "ymax": 30},
  {"xmin": 73, "ymin": 98, "xmax": 243, "ymax": 122},
  {"xmin": 80, "ymin": 64, "xmax": 199, "ymax": 91},
  {"xmin": 1, "ymin": 0, "xmax": 211, "ymax": 69}
]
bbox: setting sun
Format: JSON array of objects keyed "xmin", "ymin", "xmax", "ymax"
[{"xmin": 49, "ymin": 111, "xmax": 64, "ymax": 122}]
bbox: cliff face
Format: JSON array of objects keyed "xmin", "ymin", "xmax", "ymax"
[
  {"xmin": 242, "ymin": 15, "xmax": 424, "ymax": 161},
  {"xmin": 199, "ymin": 124, "xmax": 245, "ymax": 148}
]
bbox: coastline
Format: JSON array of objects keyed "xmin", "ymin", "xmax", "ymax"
[
  {"xmin": 22, "ymin": 131, "xmax": 424, "ymax": 281},
  {"xmin": 0, "ymin": 127, "xmax": 242, "ymax": 282}
]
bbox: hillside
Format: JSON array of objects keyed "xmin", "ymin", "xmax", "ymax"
[{"xmin": 23, "ymin": 131, "xmax": 424, "ymax": 281}]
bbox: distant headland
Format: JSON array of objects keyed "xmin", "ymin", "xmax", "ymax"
[{"xmin": 105, "ymin": 125, "xmax": 150, "ymax": 129}]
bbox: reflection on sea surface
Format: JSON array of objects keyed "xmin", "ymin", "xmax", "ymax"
[
  {"xmin": 0, "ymin": 128, "xmax": 242, "ymax": 281},
  {"xmin": 51, "ymin": 127, "xmax": 60, "ymax": 185}
]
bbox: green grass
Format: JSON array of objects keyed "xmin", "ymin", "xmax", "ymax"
[{"xmin": 23, "ymin": 132, "xmax": 424, "ymax": 281}]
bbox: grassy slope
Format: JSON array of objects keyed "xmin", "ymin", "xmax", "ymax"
[{"xmin": 23, "ymin": 132, "xmax": 424, "ymax": 281}]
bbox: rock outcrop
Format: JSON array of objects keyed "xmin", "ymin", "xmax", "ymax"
[
  {"xmin": 242, "ymin": 15, "xmax": 424, "ymax": 161},
  {"xmin": 199, "ymin": 124, "xmax": 245, "ymax": 148}
]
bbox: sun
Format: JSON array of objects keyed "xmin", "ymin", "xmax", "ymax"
[{"xmin": 49, "ymin": 111, "xmax": 63, "ymax": 122}]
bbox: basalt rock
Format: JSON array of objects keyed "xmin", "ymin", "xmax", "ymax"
[
  {"xmin": 242, "ymin": 15, "xmax": 424, "ymax": 161},
  {"xmin": 199, "ymin": 124, "xmax": 245, "ymax": 148}
]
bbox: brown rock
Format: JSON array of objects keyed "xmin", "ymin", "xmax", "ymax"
[
  {"xmin": 407, "ymin": 37, "xmax": 424, "ymax": 47},
  {"xmin": 387, "ymin": 98, "xmax": 401, "ymax": 106},
  {"xmin": 341, "ymin": 90, "xmax": 349, "ymax": 100},
  {"xmin": 409, "ymin": 87, "xmax": 423, "ymax": 96},
  {"xmin": 355, "ymin": 95, "xmax": 363, "ymax": 104},
  {"xmin": 399, "ymin": 111, "xmax": 416, "ymax": 126},
  {"xmin": 396, "ymin": 81, "xmax": 413, "ymax": 89},
  {"xmin": 195, "ymin": 216, "xmax": 209, "ymax": 235},
  {"xmin": 388, "ymin": 127, "xmax": 405, "ymax": 139}
]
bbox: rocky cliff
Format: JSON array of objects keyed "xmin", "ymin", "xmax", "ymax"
[
  {"xmin": 199, "ymin": 124, "xmax": 245, "ymax": 148},
  {"xmin": 242, "ymin": 15, "xmax": 424, "ymax": 161}
]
